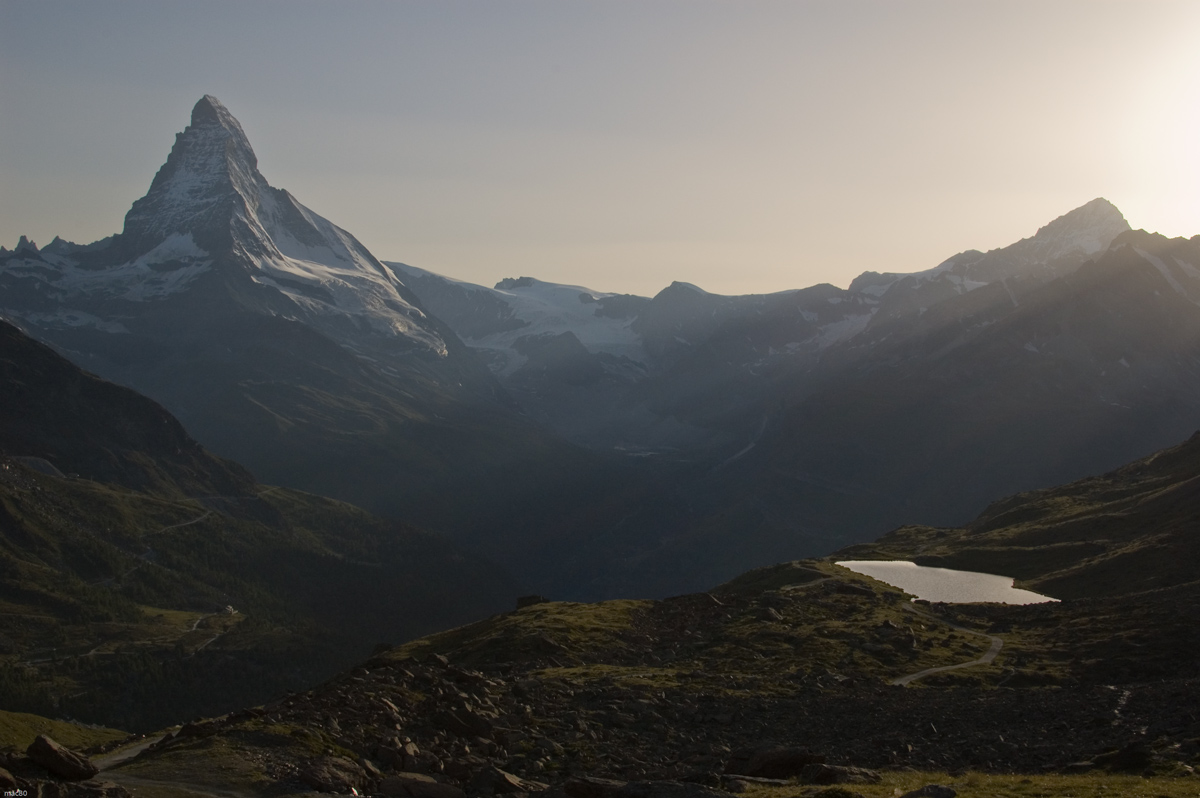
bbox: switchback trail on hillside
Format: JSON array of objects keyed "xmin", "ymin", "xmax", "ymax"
[{"xmin": 891, "ymin": 603, "xmax": 1004, "ymax": 686}]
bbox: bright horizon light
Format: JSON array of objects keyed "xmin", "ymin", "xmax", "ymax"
[{"xmin": 2, "ymin": 1, "xmax": 1198, "ymax": 298}]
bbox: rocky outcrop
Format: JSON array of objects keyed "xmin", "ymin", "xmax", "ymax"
[
  {"xmin": 25, "ymin": 736, "xmax": 98, "ymax": 781},
  {"xmin": 379, "ymin": 772, "xmax": 468, "ymax": 798},
  {"xmin": 900, "ymin": 786, "xmax": 956, "ymax": 798},
  {"xmin": 799, "ymin": 764, "xmax": 881, "ymax": 785},
  {"xmin": 21, "ymin": 781, "xmax": 131, "ymax": 798},
  {"xmin": 299, "ymin": 756, "xmax": 368, "ymax": 793},
  {"xmin": 724, "ymin": 746, "xmax": 824, "ymax": 777}
]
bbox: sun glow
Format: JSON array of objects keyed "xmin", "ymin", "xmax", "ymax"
[{"xmin": 1121, "ymin": 16, "xmax": 1200, "ymax": 238}]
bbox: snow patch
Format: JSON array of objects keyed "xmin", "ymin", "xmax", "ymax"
[
  {"xmin": 1135, "ymin": 247, "xmax": 1199, "ymax": 305},
  {"xmin": 858, "ymin": 283, "xmax": 892, "ymax": 298},
  {"xmin": 814, "ymin": 312, "xmax": 872, "ymax": 348},
  {"xmin": 1, "ymin": 233, "xmax": 212, "ymax": 302},
  {"xmin": 397, "ymin": 264, "xmax": 646, "ymax": 363}
]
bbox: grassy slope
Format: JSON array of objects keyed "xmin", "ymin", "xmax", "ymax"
[
  {"xmin": 0, "ymin": 707, "xmax": 124, "ymax": 751},
  {"xmin": 0, "ymin": 457, "xmax": 516, "ymax": 732},
  {"xmin": 98, "ymin": 559, "xmax": 1199, "ymax": 798},
  {"xmin": 835, "ymin": 431, "xmax": 1200, "ymax": 599}
]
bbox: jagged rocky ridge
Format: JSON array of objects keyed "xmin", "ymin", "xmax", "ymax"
[
  {"xmin": 390, "ymin": 198, "xmax": 1133, "ymax": 453},
  {"xmin": 0, "ymin": 97, "xmax": 632, "ymax": 563},
  {"xmin": 4, "ymin": 96, "xmax": 445, "ymax": 354},
  {"xmin": 394, "ymin": 214, "xmax": 1200, "ymax": 598}
]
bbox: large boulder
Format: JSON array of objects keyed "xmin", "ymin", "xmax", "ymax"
[
  {"xmin": 299, "ymin": 756, "xmax": 368, "ymax": 793},
  {"xmin": 28, "ymin": 780, "xmax": 134, "ymax": 798},
  {"xmin": 565, "ymin": 776, "xmax": 628, "ymax": 798},
  {"xmin": 617, "ymin": 781, "xmax": 737, "ymax": 798},
  {"xmin": 379, "ymin": 772, "xmax": 468, "ymax": 798},
  {"xmin": 724, "ymin": 746, "xmax": 825, "ymax": 777},
  {"xmin": 471, "ymin": 766, "xmax": 549, "ymax": 794},
  {"xmin": 799, "ymin": 764, "xmax": 882, "ymax": 785},
  {"xmin": 435, "ymin": 706, "xmax": 495, "ymax": 739},
  {"xmin": 1093, "ymin": 742, "xmax": 1153, "ymax": 772},
  {"xmin": 900, "ymin": 786, "xmax": 957, "ymax": 798},
  {"xmin": 26, "ymin": 736, "xmax": 99, "ymax": 781}
]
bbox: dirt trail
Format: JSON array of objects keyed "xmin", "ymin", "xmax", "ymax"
[
  {"xmin": 891, "ymin": 603, "xmax": 1003, "ymax": 686},
  {"xmin": 101, "ymin": 772, "xmax": 258, "ymax": 798},
  {"xmin": 92, "ymin": 733, "xmax": 171, "ymax": 771},
  {"xmin": 96, "ymin": 732, "xmax": 259, "ymax": 798},
  {"xmin": 151, "ymin": 509, "xmax": 213, "ymax": 535}
]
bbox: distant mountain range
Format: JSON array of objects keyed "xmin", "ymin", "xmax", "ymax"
[
  {"xmin": 392, "ymin": 197, "xmax": 1133, "ymax": 452},
  {"xmin": 393, "ymin": 202, "xmax": 1200, "ymax": 596},
  {"xmin": 4, "ymin": 96, "xmax": 1200, "ymax": 600}
]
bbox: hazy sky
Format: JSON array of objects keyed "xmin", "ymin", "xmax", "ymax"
[{"xmin": 3, "ymin": 1, "xmax": 1198, "ymax": 297}]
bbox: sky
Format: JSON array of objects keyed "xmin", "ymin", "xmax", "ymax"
[{"xmin": 2, "ymin": 1, "xmax": 1199, "ymax": 297}]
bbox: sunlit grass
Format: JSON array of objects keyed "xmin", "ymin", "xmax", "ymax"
[{"xmin": 744, "ymin": 770, "xmax": 1200, "ymax": 798}]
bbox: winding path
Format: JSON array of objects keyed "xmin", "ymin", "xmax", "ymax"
[
  {"xmin": 151, "ymin": 509, "xmax": 213, "ymax": 535},
  {"xmin": 92, "ymin": 734, "xmax": 171, "ymax": 771},
  {"xmin": 890, "ymin": 603, "xmax": 1004, "ymax": 686},
  {"xmin": 101, "ymin": 772, "xmax": 258, "ymax": 798}
]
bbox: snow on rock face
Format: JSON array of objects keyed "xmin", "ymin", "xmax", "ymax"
[
  {"xmin": 122, "ymin": 96, "xmax": 260, "ymax": 252},
  {"xmin": 1010, "ymin": 197, "xmax": 1131, "ymax": 264},
  {"xmin": 115, "ymin": 95, "xmax": 445, "ymax": 354},
  {"xmin": 849, "ymin": 198, "xmax": 1132, "ymax": 303},
  {"xmin": 394, "ymin": 265, "xmax": 644, "ymax": 372},
  {"xmin": 0, "ymin": 233, "xmax": 211, "ymax": 302}
]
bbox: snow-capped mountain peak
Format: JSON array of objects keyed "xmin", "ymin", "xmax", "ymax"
[
  {"xmin": 1018, "ymin": 197, "xmax": 1130, "ymax": 262},
  {"xmin": 4, "ymin": 95, "xmax": 446, "ymax": 354},
  {"xmin": 122, "ymin": 95, "xmax": 261, "ymax": 254},
  {"xmin": 849, "ymin": 198, "xmax": 1132, "ymax": 303}
]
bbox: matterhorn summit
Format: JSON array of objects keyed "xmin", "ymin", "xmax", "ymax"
[
  {"xmin": 3, "ymin": 95, "xmax": 445, "ymax": 355},
  {"xmin": 121, "ymin": 95, "xmax": 264, "ymax": 253},
  {"xmin": 0, "ymin": 96, "xmax": 532, "ymax": 515}
]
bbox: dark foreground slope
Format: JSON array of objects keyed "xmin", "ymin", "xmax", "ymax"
[
  {"xmin": 0, "ymin": 321, "xmax": 517, "ymax": 732},
  {"xmin": 93, "ymin": 559, "xmax": 1200, "ymax": 796},
  {"xmin": 92, "ymin": 436, "xmax": 1200, "ymax": 796}
]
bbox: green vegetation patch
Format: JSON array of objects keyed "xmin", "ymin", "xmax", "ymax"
[
  {"xmin": 0, "ymin": 707, "xmax": 125, "ymax": 750},
  {"xmin": 113, "ymin": 734, "xmax": 272, "ymax": 792},
  {"xmin": 391, "ymin": 599, "xmax": 651, "ymax": 665},
  {"xmin": 744, "ymin": 770, "xmax": 1200, "ymax": 798}
]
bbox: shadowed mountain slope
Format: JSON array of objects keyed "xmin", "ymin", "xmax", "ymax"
[
  {"xmin": 0, "ymin": 321, "xmax": 517, "ymax": 732},
  {"xmin": 0, "ymin": 319, "xmax": 252, "ymax": 497}
]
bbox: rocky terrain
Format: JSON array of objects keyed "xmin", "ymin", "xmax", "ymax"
[
  {"xmin": 34, "ymin": 558, "xmax": 1187, "ymax": 797},
  {"xmin": 3, "ymin": 430, "xmax": 1182, "ymax": 797}
]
